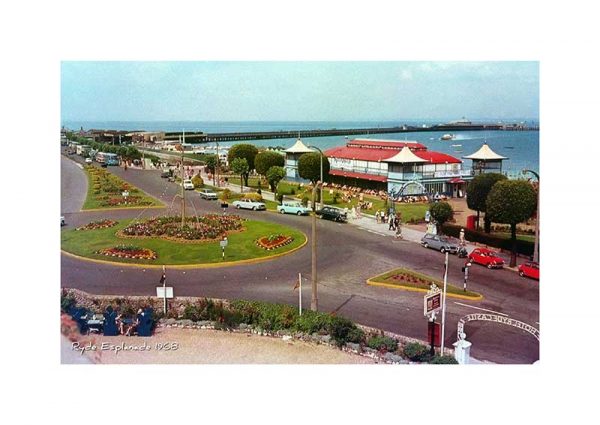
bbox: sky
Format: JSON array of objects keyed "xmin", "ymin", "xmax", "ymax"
[{"xmin": 61, "ymin": 61, "xmax": 539, "ymax": 122}]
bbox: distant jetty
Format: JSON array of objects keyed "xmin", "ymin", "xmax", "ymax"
[{"xmin": 65, "ymin": 121, "xmax": 539, "ymax": 145}]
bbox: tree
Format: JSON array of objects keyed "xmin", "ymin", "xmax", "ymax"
[
  {"xmin": 230, "ymin": 158, "xmax": 249, "ymax": 193},
  {"xmin": 266, "ymin": 166, "xmax": 285, "ymax": 194},
  {"xmin": 203, "ymin": 154, "xmax": 218, "ymax": 174},
  {"xmin": 466, "ymin": 173, "xmax": 507, "ymax": 232},
  {"xmin": 255, "ymin": 151, "xmax": 284, "ymax": 179},
  {"xmin": 430, "ymin": 201, "xmax": 454, "ymax": 233},
  {"xmin": 297, "ymin": 152, "xmax": 330, "ymax": 184},
  {"xmin": 486, "ymin": 180, "xmax": 537, "ymax": 267},
  {"xmin": 228, "ymin": 144, "xmax": 258, "ymax": 186}
]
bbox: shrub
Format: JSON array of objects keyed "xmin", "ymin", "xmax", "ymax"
[
  {"xmin": 191, "ymin": 174, "xmax": 204, "ymax": 188},
  {"xmin": 332, "ymin": 191, "xmax": 342, "ymax": 204},
  {"xmin": 220, "ymin": 188, "xmax": 232, "ymax": 201},
  {"xmin": 403, "ymin": 342, "xmax": 431, "ymax": 362},
  {"xmin": 367, "ymin": 335, "xmax": 398, "ymax": 352},
  {"xmin": 293, "ymin": 310, "xmax": 332, "ymax": 334},
  {"xmin": 61, "ymin": 290, "xmax": 77, "ymax": 313},
  {"xmin": 441, "ymin": 223, "xmax": 534, "ymax": 256},
  {"xmin": 327, "ymin": 316, "xmax": 365, "ymax": 347},
  {"xmin": 290, "ymin": 188, "xmax": 296, "ymax": 195},
  {"xmin": 429, "ymin": 355, "xmax": 458, "ymax": 364}
]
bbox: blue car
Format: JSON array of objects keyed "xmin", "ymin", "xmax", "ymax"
[{"xmin": 277, "ymin": 202, "xmax": 311, "ymax": 216}]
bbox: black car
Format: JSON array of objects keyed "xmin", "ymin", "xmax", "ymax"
[{"xmin": 316, "ymin": 206, "xmax": 347, "ymax": 222}]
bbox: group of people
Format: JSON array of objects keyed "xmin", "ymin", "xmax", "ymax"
[
  {"xmin": 374, "ymin": 210, "xmax": 403, "ymax": 238},
  {"xmin": 115, "ymin": 308, "xmax": 145, "ymax": 336}
]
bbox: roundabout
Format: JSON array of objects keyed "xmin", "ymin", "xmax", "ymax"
[{"xmin": 61, "ymin": 215, "xmax": 307, "ymax": 267}]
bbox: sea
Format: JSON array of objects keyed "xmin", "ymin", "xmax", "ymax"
[{"xmin": 62, "ymin": 120, "xmax": 539, "ymax": 176}]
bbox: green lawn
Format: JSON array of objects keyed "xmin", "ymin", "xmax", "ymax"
[
  {"xmin": 492, "ymin": 232, "xmax": 536, "ymax": 243},
  {"xmin": 370, "ymin": 268, "xmax": 481, "ymax": 299},
  {"xmin": 82, "ymin": 166, "xmax": 163, "ymax": 210},
  {"xmin": 61, "ymin": 219, "xmax": 306, "ymax": 265}
]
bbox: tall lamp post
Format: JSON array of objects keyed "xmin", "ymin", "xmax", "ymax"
[
  {"xmin": 523, "ymin": 169, "xmax": 539, "ymax": 263},
  {"xmin": 307, "ymin": 145, "xmax": 324, "ymax": 210}
]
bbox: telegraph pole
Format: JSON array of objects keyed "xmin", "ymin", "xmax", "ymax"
[
  {"xmin": 311, "ymin": 183, "xmax": 319, "ymax": 311},
  {"xmin": 181, "ymin": 132, "xmax": 186, "ymax": 228}
]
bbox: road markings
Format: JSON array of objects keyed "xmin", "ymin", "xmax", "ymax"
[{"xmin": 454, "ymin": 302, "xmax": 509, "ymax": 317}]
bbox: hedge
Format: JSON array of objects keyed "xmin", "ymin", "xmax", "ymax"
[{"xmin": 441, "ymin": 223, "xmax": 534, "ymax": 257}]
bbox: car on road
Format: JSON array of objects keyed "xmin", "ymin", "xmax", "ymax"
[
  {"xmin": 468, "ymin": 247, "xmax": 505, "ymax": 269},
  {"xmin": 518, "ymin": 261, "xmax": 539, "ymax": 280},
  {"xmin": 199, "ymin": 189, "xmax": 218, "ymax": 200},
  {"xmin": 232, "ymin": 198, "xmax": 266, "ymax": 211},
  {"xmin": 182, "ymin": 179, "xmax": 195, "ymax": 190},
  {"xmin": 420, "ymin": 233, "xmax": 460, "ymax": 254},
  {"xmin": 160, "ymin": 169, "xmax": 172, "ymax": 178},
  {"xmin": 316, "ymin": 206, "xmax": 347, "ymax": 222},
  {"xmin": 277, "ymin": 201, "xmax": 311, "ymax": 215},
  {"xmin": 85, "ymin": 157, "xmax": 92, "ymax": 164}
]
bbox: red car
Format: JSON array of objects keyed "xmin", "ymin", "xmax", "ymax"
[
  {"xmin": 518, "ymin": 261, "xmax": 539, "ymax": 280},
  {"xmin": 468, "ymin": 248, "xmax": 505, "ymax": 269}
]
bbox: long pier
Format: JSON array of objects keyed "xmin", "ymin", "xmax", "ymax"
[{"xmin": 162, "ymin": 124, "xmax": 538, "ymax": 143}]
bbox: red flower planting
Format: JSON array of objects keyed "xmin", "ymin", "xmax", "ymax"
[
  {"xmin": 96, "ymin": 245, "xmax": 157, "ymax": 260},
  {"xmin": 76, "ymin": 219, "xmax": 118, "ymax": 231},
  {"xmin": 256, "ymin": 234, "xmax": 293, "ymax": 250}
]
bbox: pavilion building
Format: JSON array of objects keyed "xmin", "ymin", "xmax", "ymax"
[
  {"xmin": 462, "ymin": 143, "xmax": 508, "ymax": 175},
  {"xmin": 322, "ymin": 139, "xmax": 472, "ymax": 198},
  {"xmin": 284, "ymin": 138, "xmax": 315, "ymax": 181}
]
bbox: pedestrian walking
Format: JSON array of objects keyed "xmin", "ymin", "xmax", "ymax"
[
  {"xmin": 459, "ymin": 228, "xmax": 466, "ymax": 246},
  {"xmin": 375, "ymin": 210, "xmax": 381, "ymax": 224},
  {"xmin": 388, "ymin": 213, "xmax": 395, "ymax": 231}
]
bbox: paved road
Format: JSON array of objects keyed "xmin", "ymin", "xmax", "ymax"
[{"xmin": 60, "ymin": 153, "xmax": 539, "ymax": 364}]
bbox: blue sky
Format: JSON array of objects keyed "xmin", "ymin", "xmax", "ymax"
[{"xmin": 61, "ymin": 61, "xmax": 538, "ymax": 122}]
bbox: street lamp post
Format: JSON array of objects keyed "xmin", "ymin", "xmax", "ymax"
[
  {"xmin": 308, "ymin": 145, "xmax": 324, "ymax": 210},
  {"xmin": 523, "ymin": 169, "xmax": 539, "ymax": 263}
]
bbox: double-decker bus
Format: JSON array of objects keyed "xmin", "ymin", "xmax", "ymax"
[{"xmin": 95, "ymin": 152, "xmax": 119, "ymax": 166}]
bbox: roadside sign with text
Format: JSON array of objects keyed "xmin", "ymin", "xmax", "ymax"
[
  {"xmin": 424, "ymin": 291, "xmax": 442, "ymax": 316},
  {"xmin": 156, "ymin": 287, "xmax": 174, "ymax": 299}
]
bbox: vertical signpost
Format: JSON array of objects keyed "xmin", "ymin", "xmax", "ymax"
[
  {"xmin": 441, "ymin": 252, "xmax": 449, "ymax": 356},
  {"xmin": 220, "ymin": 237, "xmax": 228, "ymax": 260},
  {"xmin": 424, "ymin": 283, "xmax": 442, "ymax": 357},
  {"xmin": 156, "ymin": 266, "xmax": 173, "ymax": 315}
]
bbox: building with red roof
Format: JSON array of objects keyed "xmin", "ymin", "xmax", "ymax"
[{"xmin": 322, "ymin": 138, "xmax": 472, "ymax": 197}]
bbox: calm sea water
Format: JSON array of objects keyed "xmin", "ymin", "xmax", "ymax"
[{"xmin": 62, "ymin": 120, "xmax": 539, "ymax": 174}]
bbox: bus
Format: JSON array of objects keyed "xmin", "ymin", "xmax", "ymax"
[{"xmin": 96, "ymin": 152, "xmax": 119, "ymax": 166}]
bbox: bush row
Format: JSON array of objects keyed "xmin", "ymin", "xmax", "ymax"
[{"xmin": 441, "ymin": 223, "xmax": 534, "ymax": 256}]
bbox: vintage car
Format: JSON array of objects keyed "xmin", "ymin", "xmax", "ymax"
[
  {"xmin": 198, "ymin": 189, "xmax": 218, "ymax": 200},
  {"xmin": 420, "ymin": 233, "xmax": 460, "ymax": 254},
  {"xmin": 277, "ymin": 202, "xmax": 311, "ymax": 216},
  {"xmin": 316, "ymin": 206, "xmax": 347, "ymax": 222},
  {"xmin": 468, "ymin": 247, "xmax": 505, "ymax": 269},
  {"xmin": 232, "ymin": 198, "xmax": 266, "ymax": 211},
  {"xmin": 518, "ymin": 261, "xmax": 539, "ymax": 280}
]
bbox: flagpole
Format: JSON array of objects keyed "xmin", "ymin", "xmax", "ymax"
[
  {"xmin": 299, "ymin": 273, "xmax": 302, "ymax": 315},
  {"xmin": 440, "ymin": 252, "xmax": 449, "ymax": 356},
  {"xmin": 163, "ymin": 265, "xmax": 167, "ymax": 315}
]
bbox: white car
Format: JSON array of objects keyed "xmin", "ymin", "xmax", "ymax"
[
  {"xmin": 199, "ymin": 189, "xmax": 218, "ymax": 200},
  {"xmin": 182, "ymin": 179, "xmax": 195, "ymax": 190},
  {"xmin": 232, "ymin": 198, "xmax": 266, "ymax": 211},
  {"xmin": 85, "ymin": 157, "xmax": 92, "ymax": 164}
]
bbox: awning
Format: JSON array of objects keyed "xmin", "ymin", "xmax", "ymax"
[
  {"xmin": 329, "ymin": 169, "xmax": 388, "ymax": 182},
  {"xmin": 448, "ymin": 178, "xmax": 466, "ymax": 184}
]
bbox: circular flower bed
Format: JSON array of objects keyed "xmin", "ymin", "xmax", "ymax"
[
  {"xmin": 76, "ymin": 219, "xmax": 118, "ymax": 231},
  {"xmin": 119, "ymin": 215, "xmax": 244, "ymax": 242},
  {"xmin": 256, "ymin": 234, "xmax": 294, "ymax": 250},
  {"xmin": 96, "ymin": 245, "xmax": 157, "ymax": 260}
]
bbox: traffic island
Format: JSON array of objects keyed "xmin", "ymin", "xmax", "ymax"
[
  {"xmin": 61, "ymin": 216, "xmax": 307, "ymax": 267},
  {"xmin": 366, "ymin": 268, "xmax": 482, "ymax": 300}
]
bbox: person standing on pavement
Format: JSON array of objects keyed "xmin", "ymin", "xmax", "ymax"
[
  {"xmin": 375, "ymin": 210, "xmax": 381, "ymax": 224},
  {"xmin": 459, "ymin": 228, "xmax": 466, "ymax": 246}
]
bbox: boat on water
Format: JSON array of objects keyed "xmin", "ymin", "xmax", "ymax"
[
  {"xmin": 451, "ymin": 144, "xmax": 462, "ymax": 147},
  {"xmin": 504, "ymin": 146, "xmax": 515, "ymax": 149},
  {"xmin": 441, "ymin": 134, "xmax": 454, "ymax": 140}
]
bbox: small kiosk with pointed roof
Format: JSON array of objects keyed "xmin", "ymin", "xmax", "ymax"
[
  {"xmin": 463, "ymin": 143, "xmax": 508, "ymax": 175},
  {"xmin": 284, "ymin": 138, "xmax": 315, "ymax": 181}
]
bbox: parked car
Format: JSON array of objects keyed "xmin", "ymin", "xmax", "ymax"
[
  {"xmin": 316, "ymin": 206, "xmax": 347, "ymax": 222},
  {"xmin": 518, "ymin": 261, "xmax": 539, "ymax": 280},
  {"xmin": 468, "ymin": 247, "xmax": 505, "ymax": 269},
  {"xmin": 420, "ymin": 233, "xmax": 460, "ymax": 254},
  {"xmin": 232, "ymin": 198, "xmax": 266, "ymax": 211},
  {"xmin": 277, "ymin": 202, "xmax": 311, "ymax": 215},
  {"xmin": 160, "ymin": 169, "xmax": 172, "ymax": 178},
  {"xmin": 61, "ymin": 216, "xmax": 65, "ymax": 226},
  {"xmin": 182, "ymin": 179, "xmax": 195, "ymax": 190},
  {"xmin": 85, "ymin": 157, "xmax": 92, "ymax": 164},
  {"xmin": 199, "ymin": 189, "xmax": 218, "ymax": 200}
]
